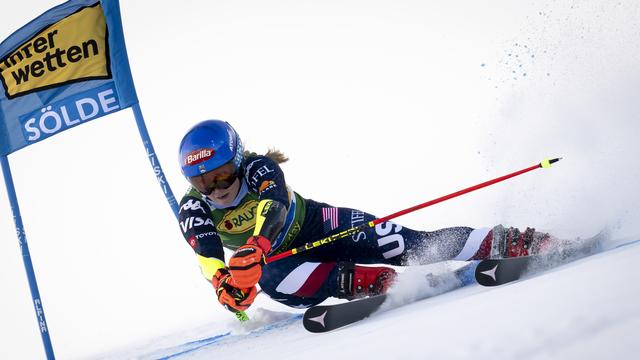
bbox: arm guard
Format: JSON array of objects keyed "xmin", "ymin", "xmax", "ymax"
[
  {"xmin": 196, "ymin": 255, "xmax": 226, "ymax": 282},
  {"xmin": 243, "ymin": 155, "xmax": 290, "ymax": 244},
  {"xmin": 253, "ymin": 199, "xmax": 288, "ymax": 241}
]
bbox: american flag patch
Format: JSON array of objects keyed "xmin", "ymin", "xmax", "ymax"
[{"xmin": 322, "ymin": 207, "xmax": 339, "ymax": 233}]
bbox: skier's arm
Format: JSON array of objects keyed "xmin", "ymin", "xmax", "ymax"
[
  {"xmin": 178, "ymin": 195, "xmax": 225, "ymax": 282},
  {"xmin": 245, "ymin": 155, "xmax": 290, "ymax": 240},
  {"xmin": 228, "ymin": 156, "xmax": 289, "ymax": 288},
  {"xmin": 178, "ymin": 195, "xmax": 258, "ymax": 313}
]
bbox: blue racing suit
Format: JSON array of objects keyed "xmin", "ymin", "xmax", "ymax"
[{"xmin": 178, "ymin": 155, "xmax": 490, "ymax": 307}]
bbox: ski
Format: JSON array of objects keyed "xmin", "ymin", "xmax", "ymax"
[
  {"xmin": 303, "ymin": 293, "xmax": 387, "ymax": 333},
  {"xmin": 475, "ymin": 255, "xmax": 535, "ymax": 287},
  {"xmin": 475, "ymin": 231, "xmax": 607, "ymax": 286},
  {"xmin": 303, "ymin": 261, "xmax": 478, "ymax": 333}
]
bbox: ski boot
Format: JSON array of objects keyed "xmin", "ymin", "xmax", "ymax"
[
  {"xmin": 336, "ymin": 263, "xmax": 397, "ymax": 299},
  {"xmin": 484, "ymin": 225, "xmax": 553, "ymax": 258}
]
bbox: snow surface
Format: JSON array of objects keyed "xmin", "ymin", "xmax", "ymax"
[
  {"xmin": 106, "ymin": 239, "xmax": 640, "ymax": 360},
  {"xmin": 1, "ymin": 0, "xmax": 640, "ymax": 359}
]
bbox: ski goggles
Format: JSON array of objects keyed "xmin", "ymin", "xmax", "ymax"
[{"xmin": 188, "ymin": 162, "xmax": 239, "ymax": 195}]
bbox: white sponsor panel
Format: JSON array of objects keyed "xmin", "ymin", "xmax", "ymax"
[{"xmin": 21, "ymin": 87, "xmax": 119, "ymax": 142}]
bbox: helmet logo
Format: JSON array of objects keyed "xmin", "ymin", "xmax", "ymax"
[{"xmin": 185, "ymin": 148, "xmax": 215, "ymax": 166}]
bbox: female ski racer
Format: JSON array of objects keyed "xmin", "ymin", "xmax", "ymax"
[{"xmin": 177, "ymin": 120, "xmax": 552, "ymax": 313}]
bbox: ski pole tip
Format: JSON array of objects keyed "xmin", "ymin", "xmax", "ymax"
[{"xmin": 541, "ymin": 157, "xmax": 562, "ymax": 168}]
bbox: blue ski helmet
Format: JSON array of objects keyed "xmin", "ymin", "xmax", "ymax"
[{"xmin": 179, "ymin": 120, "xmax": 244, "ymax": 178}]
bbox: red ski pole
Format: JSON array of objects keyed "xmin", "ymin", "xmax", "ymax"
[{"xmin": 266, "ymin": 158, "xmax": 562, "ymax": 263}]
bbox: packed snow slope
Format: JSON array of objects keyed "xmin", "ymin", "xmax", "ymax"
[
  {"xmin": 1, "ymin": 1, "xmax": 639, "ymax": 359},
  {"xmin": 109, "ymin": 239, "xmax": 640, "ymax": 360}
]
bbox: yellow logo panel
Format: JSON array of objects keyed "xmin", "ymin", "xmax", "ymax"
[
  {"xmin": 0, "ymin": 3, "xmax": 110, "ymax": 99},
  {"xmin": 218, "ymin": 200, "xmax": 258, "ymax": 234}
]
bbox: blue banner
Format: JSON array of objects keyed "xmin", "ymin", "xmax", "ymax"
[{"xmin": 0, "ymin": 0, "xmax": 138, "ymax": 156}]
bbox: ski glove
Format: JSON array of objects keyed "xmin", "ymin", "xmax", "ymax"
[
  {"xmin": 212, "ymin": 268, "xmax": 257, "ymax": 313},
  {"xmin": 228, "ymin": 235, "xmax": 272, "ymax": 288}
]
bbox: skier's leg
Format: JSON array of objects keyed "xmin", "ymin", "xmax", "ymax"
[
  {"xmin": 277, "ymin": 201, "xmax": 479, "ymax": 300},
  {"xmin": 335, "ymin": 222, "xmax": 553, "ymax": 262},
  {"xmin": 262, "ymin": 202, "xmax": 552, "ymax": 306},
  {"xmin": 258, "ymin": 256, "xmax": 336, "ymax": 308},
  {"xmin": 259, "ymin": 256, "xmax": 397, "ymax": 306},
  {"xmin": 298, "ymin": 201, "xmax": 479, "ymax": 265},
  {"xmin": 299, "ymin": 202, "xmax": 553, "ymax": 263}
]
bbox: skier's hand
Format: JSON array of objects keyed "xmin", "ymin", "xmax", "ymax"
[
  {"xmin": 212, "ymin": 268, "xmax": 257, "ymax": 313},
  {"xmin": 228, "ymin": 235, "xmax": 272, "ymax": 288}
]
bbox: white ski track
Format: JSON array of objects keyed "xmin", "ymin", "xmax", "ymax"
[
  {"xmin": 303, "ymin": 235, "xmax": 639, "ymax": 332},
  {"xmin": 119, "ymin": 264, "xmax": 476, "ymax": 358},
  {"xmin": 115, "ymin": 310, "xmax": 303, "ymax": 360},
  {"xmin": 154, "ymin": 315, "xmax": 302, "ymax": 359},
  {"xmin": 112, "ymin": 239, "xmax": 640, "ymax": 359}
]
